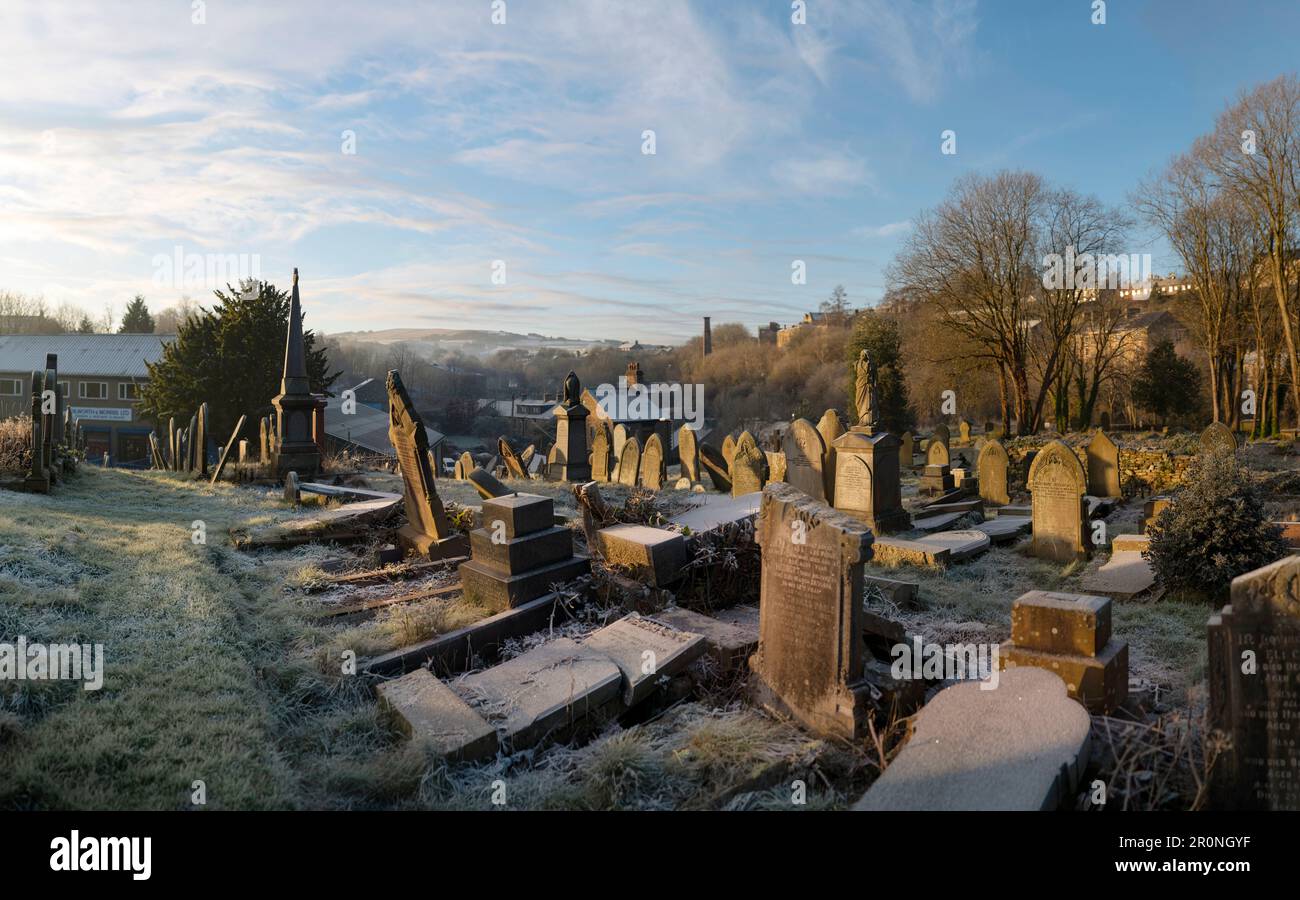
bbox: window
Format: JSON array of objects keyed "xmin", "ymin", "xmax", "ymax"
[
  {"xmin": 119, "ymin": 383, "xmax": 141, "ymax": 401},
  {"xmin": 58, "ymin": 381, "xmax": 69, "ymax": 398},
  {"xmin": 0, "ymin": 378, "xmax": 21, "ymax": 396},
  {"xmin": 79, "ymin": 382, "xmax": 108, "ymax": 400}
]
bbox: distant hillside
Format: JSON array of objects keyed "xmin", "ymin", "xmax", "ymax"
[{"xmin": 327, "ymin": 328, "xmax": 622, "ymax": 358}]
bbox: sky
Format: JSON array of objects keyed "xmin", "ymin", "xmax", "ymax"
[{"xmin": 2, "ymin": 0, "xmax": 1300, "ymax": 344}]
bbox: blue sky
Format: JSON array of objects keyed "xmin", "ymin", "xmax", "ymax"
[{"xmin": 3, "ymin": 0, "xmax": 1299, "ymax": 343}]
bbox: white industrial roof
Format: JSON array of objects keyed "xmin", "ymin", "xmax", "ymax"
[
  {"xmin": 0, "ymin": 333, "xmax": 174, "ymax": 378},
  {"xmin": 322, "ymin": 396, "xmax": 444, "ymax": 457}
]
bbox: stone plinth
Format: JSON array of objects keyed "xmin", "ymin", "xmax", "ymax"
[{"xmin": 831, "ymin": 428, "xmax": 909, "ymax": 534}]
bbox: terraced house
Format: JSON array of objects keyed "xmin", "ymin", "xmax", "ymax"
[{"xmin": 0, "ymin": 333, "xmax": 172, "ymax": 466}]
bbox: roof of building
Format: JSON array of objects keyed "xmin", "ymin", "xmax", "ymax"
[
  {"xmin": 0, "ymin": 333, "xmax": 174, "ymax": 378},
  {"xmin": 322, "ymin": 396, "xmax": 444, "ymax": 457}
]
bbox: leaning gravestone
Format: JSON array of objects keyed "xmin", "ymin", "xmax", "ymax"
[
  {"xmin": 388, "ymin": 371, "xmax": 468, "ymax": 560},
  {"xmin": 781, "ymin": 418, "xmax": 826, "ymax": 501},
  {"xmin": 1028, "ymin": 439, "xmax": 1090, "ymax": 563},
  {"xmin": 816, "ymin": 409, "xmax": 844, "ymax": 500},
  {"xmin": 765, "ymin": 450, "xmax": 787, "ymax": 484},
  {"xmin": 1085, "ymin": 430, "xmax": 1121, "ymax": 498},
  {"xmin": 1207, "ymin": 556, "xmax": 1300, "ymax": 810},
  {"xmin": 728, "ymin": 431, "xmax": 767, "ymax": 497},
  {"xmin": 590, "ymin": 423, "xmax": 613, "ymax": 482},
  {"xmin": 699, "ymin": 443, "xmax": 732, "ymax": 493},
  {"xmin": 615, "ymin": 436, "xmax": 641, "ymax": 487},
  {"xmin": 749, "ymin": 483, "xmax": 874, "ymax": 740},
  {"xmin": 640, "ymin": 433, "xmax": 666, "ymax": 490},
  {"xmin": 499, "ymin": 437, "xmax": 526, "ymax": 479},
  {"xmin": 977, "ymin": 439, "xmax": 1011, "ymax": 506},
  {"xmin": 721, "ymin": 433, "xmax": 737, "ymax": 466},
  {"xmin": 677, "ymin": 424, "xmax": 700, "ymax": 486},
  {"xmin": 210, "ymin": 415, "xmax": 246, "ymax": 485},
  {"xmin": 1200, "ymin": 421, "xmax": 1238, "ymax": 456}
]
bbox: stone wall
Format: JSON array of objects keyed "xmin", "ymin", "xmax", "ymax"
[{"xmin": 1005, "ymin": 440, "xmax": 1195, "ymax": 497}]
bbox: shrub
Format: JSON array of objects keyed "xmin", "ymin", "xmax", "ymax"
[
  {"xmin": 1145, "ymin": 449, "xmax": 1286, "ymax": 600},
  {"xmin": 0, "ymin": 415, "xmax": 31, "ymax": 474}
]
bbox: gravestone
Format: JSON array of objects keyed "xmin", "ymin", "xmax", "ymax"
[
  {"xmin": 832, "ymin": 355, "xmax": 909, "ymax": 532},
  {"xmin": 748, "ymin": 483, "xmax": 875, "ymax": 740},
  {"xmin": 958, "ymin": 420, "xmax": 971, "ymax": 443},
  {"xmin": 926, "ymin": 438, "xmax": 950, "ymax": 468},
  {"xmin": 721, "ymin": 434, "xmax": 737, "ymax": 466},
  {"xmin": 185, "ymin": 414, "xmax": 197, "ymax": 473},
  {"xmin": 765, "ymin": 450, "xmax": 786, "ymax": 484},
  {"xmin": 459, "ymin": 493, "xmax": 589, "ymax": 612},
  {"xmin": 271, "ymin": 268, "xmax": 322, "ymax": 478},
  {"xmin": 590, "ymin": 423, "xmax": 613, "ymax": 482},
  {"xmin": 919, "ymin": 438, "xmax": 954, "ymax": 496},
  {"xmin": 210, "ymin": 415, "xmax": 246, "ymax": 485},
  {"xmin": 454, "ymin": 451, "xmax": 474, "ymax": 480},
  {"xmin": 468, "ymin": 467, "xmax": 510, "ymax": 500},
  {"xmin": 699, "ymin": 443, "xmax": 732, "ymax": 493},
  {"xmin": 640, "ymin": 433, "xmax": 666, "ymax": 490},
  {"xmin": 388, "ymin": 370, "xmax": 468, "ymax": 560},
  {"xmin": 781, "ymin": 418, "xmax": 826, "ymax": 501},
  {"xmin": 1207, "ymin": 556, "xmax": 1300, "ymax": 809},
  {"xmin": 900, "ymin": 431, "xmax": 914, "ymax": 466},
  {"xmin": 931, "ymin": 423, "xmax": 950, "ymax": 455},
  {"xmin": 1028, "ymin": 439, "xmax": 1091, "ymax": 563},
  {"xmin": 612, "ymin": 424, "xmax": 628, "ymax": 460},
  {"xmin": 977, "ymin": 439, "xmax": 1011, "ymax": 506},
  {"xmin": 728, "ymin": 431, "xmax": 767, "ymax": 497},
  {"xmin": 553, "ymin": 370, "xmax": 591, "ymax": 481},
  {"xmin": 23, "ymin": 372, "xmax": 49, "ymax": 493},
  {"xmin": 258, "ymin": 417, "xmax": 268, "ymax": 465},
  {"xmin": 816, "ymin": 409, "xmax": 844, "ymax": 500},
  {"xmin": 499, "ymin": 437, "xmax": 526, "ymax": 479},
  {"xmin": 615, "ymin": 436, "xmax": 641, "ymax": 487},
  {"xmin": 196, "ymin": 402, "xmax": 209, "ymax": 476},
  {"xmin": 1085, "ymin": 430, "xmax": 1121, "ymax": 498},
  {"xmin": 677, "ymin": 423, "xmax": 700, "ymax": 486},
  {"xmin": 1200, "ymin": 421, "xmax": 1238, "ymax": 456}
]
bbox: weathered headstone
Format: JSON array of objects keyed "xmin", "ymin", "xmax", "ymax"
[
  {"xmin": 615, "ymin": 436, "xmax": 641, "ymax": 487},
  {"xmin": 977, "ymin": 439, "xmax": 1011, "ymax": 506},
  {"xmin": 640, "ymin": 433, "xmax": 666, "ymax": 490},
  {"xmin": 1085, "ymin": 430, "xmax": 1121, "ymax": 498},
  {"xmin": 677, "ymin": 423, "xmax": 700, "ymax": 486},
  {"xmin": 831, "ymin": 356, "xmax": 909, "ymax": 532},
  {"xmin": 816, "ymin": 409, "xmax": 843, "ymax": 500},
  {"xmin": 258, "ymin": 417, "xmax": 268, "ymax": 465},
  {"xmin": 765, "ymin": 450, "xmax": 786, "ymax": 484},
  {"xmin": 196, "ymin": 402, "xmax": 209, "ymax": 476},
  {"xmin": 748, "ymin": 483, "xmax": 875, "ymax": 740},
  {"xmin": 931, "ymin": 423, "xmax": 950, "ymax": 455},
  {"xmin": 612, "ymin": 424, "xmax": 628, "ymax": 460},
  {"xmin": 454, "ymin": 451, "xmax": 474, "ymax": 480},
  {"xmin": 728, "ymin": 431, "xmax": 767, "ymax": 497},
  {"xmin": 552, "ymin": 370, "xmax": 591, "ymax": 481},
  {"xmin": 468, "ymin": 467, "xmax": 510, "ymax": 500},
  {"xmin": 721, "ymin": 433, "xmax": 737, "ymax": 466},
  {"xmin": 1028, "ymin": 440, "xmax": 1091, "ymax": 563},
  {"xmin": 1207, "ymin": 556, "xmax": 1300, "ymax": 809},
  {"xmin": 781, "ymin": 418, "xmax": 826, "ymax": 501},
  {"xmin": 499, "ymin": 437, "xmax": 526, "ymax": 479},
  {"xmin": 919, "ymin": 438, "xmax": 954, "ymax": 496},
  {"xmin": 900, "ymin": 431, "xmax": 914, "ymax": 466},
  {"xmin": 590, "ymin": 423, "xmax": 613, "ymax": 482},
  {"xmin": 958, "ymin": 420, "xmax": 971, "ymax": 443},
  {"xmin": 1200, "ymin": 421, "xmax": 1238, "ymax": 456},
  {"xmin": 388, "ymin": 370, "xmax": 468, "ymax": 560}
]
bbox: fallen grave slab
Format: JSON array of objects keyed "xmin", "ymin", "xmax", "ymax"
[
  {"xmin": 455, "ymin": 637, "xmax": 622, "ymax": 751},
  {"xmin": 582, "ymin": 613, "xmax": 706, "ymax": 705},
  {"xmin": 1080, "ymin": 550, "xmax": 1156, "ymax": 601},
  {"xmin": 231, "ymin": 497, "xmax": 400, "ymax": 549},
  {"xmin": 299, "ymin": 482, "xmax": 402, "ymax": 503},
  {"xmin": 914, "ymin": 529, "xmax": 990, "ymax": 561},
  {"xmin": 853, "ymin": 667, "xmax": 1090, "ymax": 811},
  {"xmin": 668, "ymin": 492, "xmax": 762, "ymax": 533},
  {"xmin": 910, "ymin": 510, "xmax": 965, "ymax": 532},
  {"xmin": 1109, "ymin": 533, "xmax": 1150, "ymax": 553},
  {"xmin": 376, "ymin": 668, "xmax": 497, "ymax": 762},
  {"xmin": 974, "ymin": 516, "xmax": 1031, "ymax": 543},
  {"xmin": 316, "ymin": 580, "xmax": 463, "ymax": 619},
  {"xmin": 653, "ymin": 606, "xmax": 758, "ymax": 670},
  {"xmin": 361, "ymin": 593, "xmax": 563, "ymax": 677},
  {"xmin": 863, "ymin": 574, "xmax": 919, "ymax": 607},
  {"xmin": 998, "ymin": 504, "xmax": 1031, "ymax": 518},
  {"xmin": 871, "ymin": 536, "xmax": 951, "ymax": 568},
  {"xmin": 594, "ymin": 524, "xmax": 688, "ymax": 586}
]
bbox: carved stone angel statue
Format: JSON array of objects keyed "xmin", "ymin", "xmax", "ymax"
[{"xmin": 854, "ymin": 350, "xmax": 879, "ymax": 428}]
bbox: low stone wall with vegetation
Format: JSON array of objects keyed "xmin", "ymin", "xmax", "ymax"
[{"xmin": 1002, "ymin": 433, "xmax": 1197, "ymax": 497}]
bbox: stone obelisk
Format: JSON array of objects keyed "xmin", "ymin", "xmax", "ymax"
[{"xmin": 272, "ymin": 268, "xmax": 321, "ymax": 478}]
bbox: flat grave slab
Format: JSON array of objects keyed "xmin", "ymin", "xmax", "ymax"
[
  {"xmin": 377, "ymin": 668, "xmax": 497, "ymax": 762},
  {"xmin": 914, "ymin": 529, "xmax": 991, "ymax": 561},
  {"xmin": 455, "ymin": 637, "xmax": 621, "ymax": 752},
  {"xmin": 653, "ymin": 606, "xmax": 758, "ymax": 670},
  {"xmin": 1080, "ymin": 550, "xmax": 1157, "ymax": 600},
  {"xmin": 668, "ymin": 492, "xmax": 762, "ymax": 533},
  {"xmin": 974, "ymin": 516, "xmax": 1031, "ymax": 543},
  {"xmin": 582, "ymin": 613, "xmax": 706, "ymax": 705},
  {"xmin": 853, "ymin": 667, "xmax": 1090, "ymax": 811}
]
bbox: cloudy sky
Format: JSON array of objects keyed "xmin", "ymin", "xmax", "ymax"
[{"xmin": 2, "ymin": 0, "xmax": 1299, "ymax": 343}]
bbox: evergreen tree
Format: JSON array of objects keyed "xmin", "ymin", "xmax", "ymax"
[
  {"xmin": 76, "ymin": 315, "xmax": 95, "ymax": 334},
  {"xmin": 1131, "ymin": 339, "xmax": 1201, "ymax": 426},
  {"xmin": 845, "ymin": 310, "xmax": 914, "ymax": 433},
  {"xmin": 119, "ymin": 294, "xmax": 156, "ymax": 333},
  {"xmin": 139, "ymin": 279, "xmax": 339, "ymax": 441}
]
